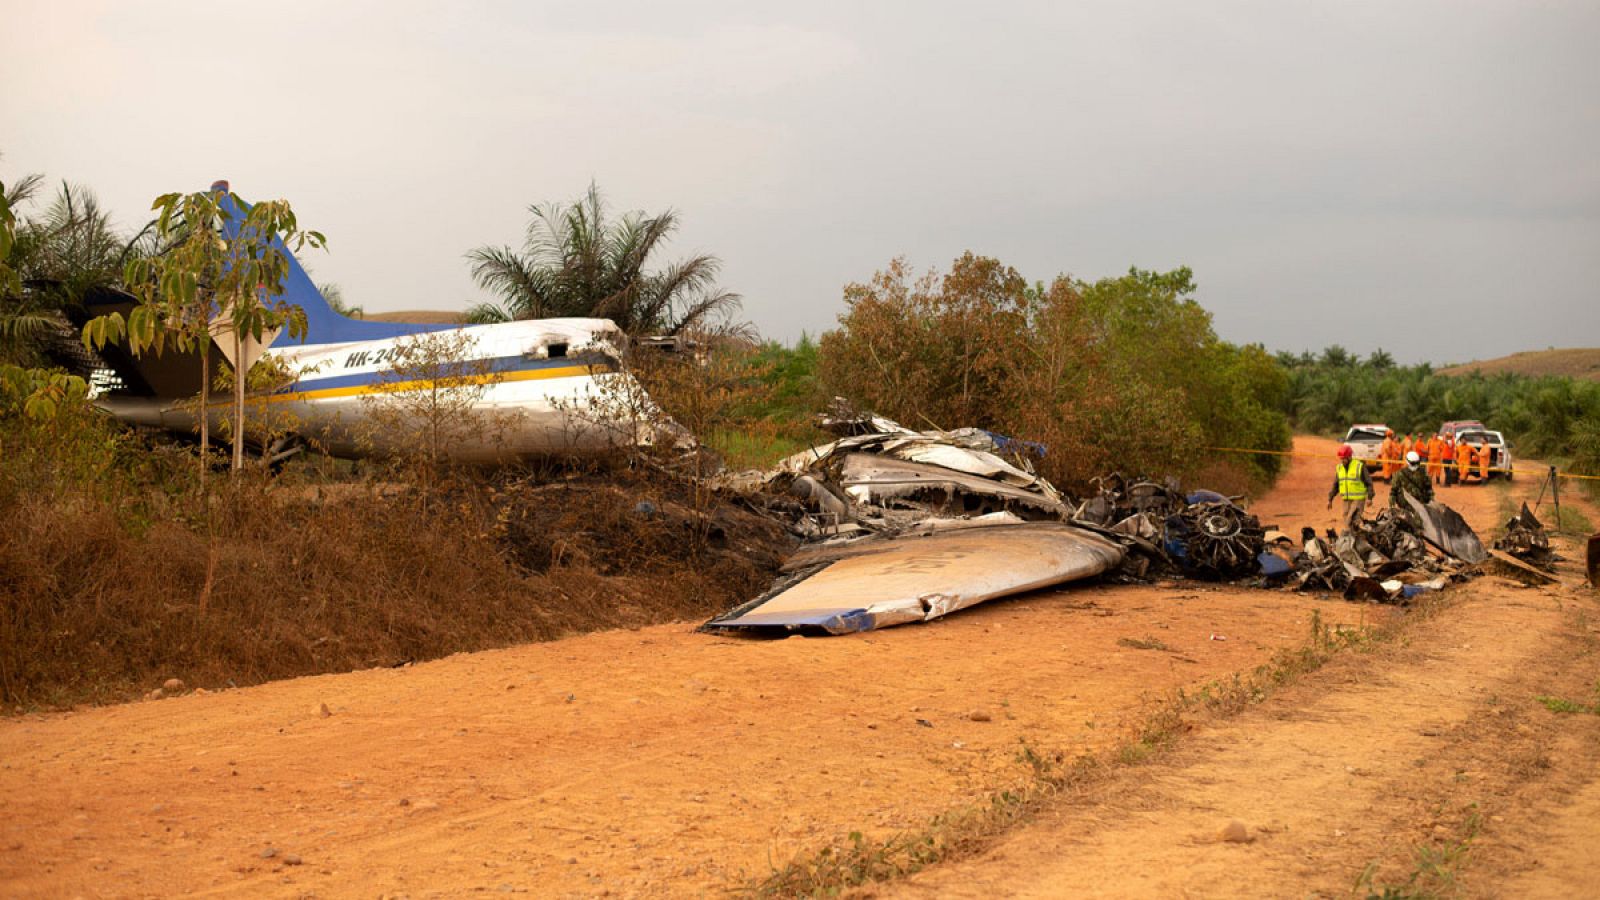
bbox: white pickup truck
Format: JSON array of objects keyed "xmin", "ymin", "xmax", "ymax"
[
  {"xmin": 1457, "ymin": 428, "xmax": 1515, "ymax": 480},
  {"xmin": 1342, "ymin": 424, "xmax": 1390, "ymax": 473}
]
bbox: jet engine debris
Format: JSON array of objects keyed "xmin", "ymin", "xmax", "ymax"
[{"xmin": 1067, "ymin": 474, "xmax": 1263, "ymax": 579}]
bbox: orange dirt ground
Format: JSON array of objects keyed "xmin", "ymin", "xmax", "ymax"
[{"xmin": 2, "ymin": 437, "xmax": 1597, "ymax": 898}]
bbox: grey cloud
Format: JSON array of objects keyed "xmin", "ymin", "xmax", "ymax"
[{"xmin": 2, "ymin": 0, "xmax": 1594, "ymax": 364}]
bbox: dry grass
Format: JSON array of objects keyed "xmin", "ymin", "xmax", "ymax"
[
  {"xmin": 360, "ymin": 309, "xmax": 468, "ymax": 324},
  {"xmin": 0, "ymin": 438, "xmax": 791, "ymax": 711},
  {"xmin": 1436, "ymin": 348, "xmax": 1600, "ymax": 382}
]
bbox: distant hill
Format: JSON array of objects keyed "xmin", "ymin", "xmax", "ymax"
[
  {"xmin": 1437, "ymin": 348, "xmax": 1600, "ymax": 381},
  {"xmin": 361, "ymin": 310, "xmax": 467, "ymax": 325}
]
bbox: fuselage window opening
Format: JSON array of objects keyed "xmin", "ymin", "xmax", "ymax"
[{"xmin": 524, "ymin": 342, "xmax": 571, "ymax": 360}]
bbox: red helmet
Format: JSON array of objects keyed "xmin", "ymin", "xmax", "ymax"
[{"xmin": 1337, "ymin": 444, "xmax": 1353, "ymax": 459}]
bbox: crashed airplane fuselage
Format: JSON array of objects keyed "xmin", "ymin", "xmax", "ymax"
[
  {"xmin": 96, "ymin": 317, "xmax": 649, "ymax": 463},
  {"xmin": 80, "ymin": 183, "xmax": 671, "ymax": 463}
]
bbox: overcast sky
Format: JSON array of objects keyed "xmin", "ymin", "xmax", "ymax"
[{"xmin": 3, "ymin": 0, "xmax": 1596, "ymax": 364}]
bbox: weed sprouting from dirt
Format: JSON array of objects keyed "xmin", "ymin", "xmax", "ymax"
[
  {"xmin": 745, "ymin": 606, "xmax": 1411, "ymax": 898},
  {"xmin": 1356, "ymin": 804, "xmax": 1484, "ymax": 900},
  {"xmin": 1534, "ymin": 680, "xmax": 1600, "ymax": 715},
  {"xmin": 1115, "ymin": 635, "xmax": 1173, "ymax": 652}
]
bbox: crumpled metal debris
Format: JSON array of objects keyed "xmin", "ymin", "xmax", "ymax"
[
  {"xmin": 713, "ymin": 401, "xmax": 1495, "ymax": 626},
  {"xmin": 1272, "ymin": 500, "xmax": 1485, "ymax": 603},
  {"xmin": 1493, "ymin": 502, "xmax": 1553, "ymax": 570},
  {"xmin": 725, "ymin": 401, "xmax": 1066, "ymax": 542},
  {"xmin": 705, "ymin": 402, "xmax": 1122, "ymax": 634},
  {"xmin": 1067, "ymin": 473, "xmax": 1263, "ymax": 579}
]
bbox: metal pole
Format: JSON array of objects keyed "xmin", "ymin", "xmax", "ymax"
[{"xmin": 1551, "ymin": 465, "xmax": 1561, "ymax": 533}]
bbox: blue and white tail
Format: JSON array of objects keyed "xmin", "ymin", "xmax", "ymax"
[{"xmin": 213, "ymin": 181, "xmax": 457, "ymax": 348}]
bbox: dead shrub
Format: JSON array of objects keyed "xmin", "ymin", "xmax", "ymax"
[{"xmin": 0, "ymin": 416, "xmax": 792, "ymax": 710}]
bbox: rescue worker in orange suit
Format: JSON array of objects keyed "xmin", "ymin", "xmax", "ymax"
[
  {"xmin": 1380, "ymin": 430, "xmax": 1399, "ymax": 480},
  {"xmin": 1426, "ymin": 434, "xmax": 1444, "ymax": 483},
  {"xmin": 1457, "ymin": 441, "xmax": 1475, "ymax": 484},
  {"xmin": 1327, "ymin": 444, "xmax": 1373, "ymax": 530},
  {"xmin": 1441, "ymin": 435, "xmax": 1457, "ymax": 486},
  {"xmin": 1477, "ymin": 440, "xmax": 1492, "ymax": 481}
]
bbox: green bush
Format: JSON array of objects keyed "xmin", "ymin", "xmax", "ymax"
[{"xmin": 815, "ymin": 254, "xmax": 1292, "ymax": 490}]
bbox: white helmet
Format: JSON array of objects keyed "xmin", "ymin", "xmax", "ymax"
[{"xmin": 1405, "ymin": 451, "xmax": 1421, "ymax": 465}]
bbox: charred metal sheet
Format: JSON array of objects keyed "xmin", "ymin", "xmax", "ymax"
[
  {"xmin": 1403, "ymin": 494, "xmax": 1488, "ymax": 564},
  {"xmin": 702, "ymin": 524, "xmax": 1125, "ymax": 635}
]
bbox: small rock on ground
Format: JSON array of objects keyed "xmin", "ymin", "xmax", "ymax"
[
  {"xmin": 162, "ymin": 678, "xmax": 185, "ymax": 693},
  {"xmin": 1218, "ymin": 820, "xmax": 1252, "ymax": 843}
]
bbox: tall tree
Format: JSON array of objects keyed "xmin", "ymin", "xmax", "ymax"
[
  {"xmin": 465, "ymin": 183, "xmax": 740, "ymax": 335},
  {"xmin": 84, "ymin": 186, "xmax": 324, "ymax": 474}
]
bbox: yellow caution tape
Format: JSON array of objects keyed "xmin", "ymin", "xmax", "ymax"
[{"xmin": 1203, "ymin": 445, "xmax": 1600, "ymax": 482}]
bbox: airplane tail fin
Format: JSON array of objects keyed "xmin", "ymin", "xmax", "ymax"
[{"xmin": 213, "ymin": 181, "xmax": 455, "ymax": 347}]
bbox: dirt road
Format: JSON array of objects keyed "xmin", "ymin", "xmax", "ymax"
[{"xmin": 1, "ymin": 438, "xmax": 1595, "ymax": 898}]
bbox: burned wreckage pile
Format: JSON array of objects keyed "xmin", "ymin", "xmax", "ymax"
[{"xmin": 705, "ymin": 405, "xmax": 1508, "ymax": 636}]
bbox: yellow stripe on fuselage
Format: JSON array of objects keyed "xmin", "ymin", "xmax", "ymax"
[{"xmin": 216, "ymin": 363, "xmax": 610, "ymax": 408}]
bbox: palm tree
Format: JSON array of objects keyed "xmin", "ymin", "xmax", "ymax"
[
  {"xmin": 465, "ymin": 183, "xmax": 741, "ymax": 335},
  {"xmin": 2, "ymin": 176, "xmax": 151, "ymax": 366}
]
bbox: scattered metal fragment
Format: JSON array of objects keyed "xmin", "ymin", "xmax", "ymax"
[
  {"xmin": 1403, "ymin": 494, "xmax": 1489, "ymax": 564},
  {"xmin": 1493, "ymin": 503, "xmax": 1553, "ymax": 569}
]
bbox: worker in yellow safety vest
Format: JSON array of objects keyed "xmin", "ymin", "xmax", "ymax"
[{"xmin": 1326, "ymin": 444, "xmax": 1373, "ymax": 530}]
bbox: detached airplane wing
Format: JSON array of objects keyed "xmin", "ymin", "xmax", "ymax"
[{"xmin": 702, "ymin": 523, "xmax": 1125, "ymax": 635}]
